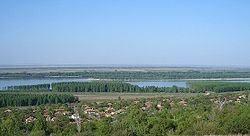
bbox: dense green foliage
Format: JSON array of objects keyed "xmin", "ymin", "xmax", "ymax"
[
  {"xmin": 0, "ymin": 92, "xmax": 250, "ymax": 135},
  {"xmin": 52, "ymin": 82, "xmax": 140, "ymax": 92},
  {"xmin": 2, "ymin": 71, "xmax": 250, "ymax": 80},
  {"xmin": 6, "ymin": 84, "xmax": 50, "ymax": 91},
  {"xmin": 188, "ymin": 81, "xmax": 250, "ymax": 93},
  {"xmin": 6, "ymin": 81, "xmax": 250, "ymax": 93},
  {"xmin": 52, "ymin": 82, "xmax": 187, "ymax": 93},
  {"xmin": 0, "ymin": 93, "xmax": 78, "ymax": 107}
]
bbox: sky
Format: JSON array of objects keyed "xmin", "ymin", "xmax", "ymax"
[{"xmin": 0, "ymin": 0, "xmax": 250, "ymax": 66}]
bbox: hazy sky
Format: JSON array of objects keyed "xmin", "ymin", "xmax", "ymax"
[{"xmin": 0, "ymin": 0, "xmax": 250, "ymax": 66}]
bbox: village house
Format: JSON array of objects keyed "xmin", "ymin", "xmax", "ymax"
[
  {"xmin": 63, "ymin": 111, "xmax": 71, "ymax": 115},
  {"xmin": 54, "ymin": 111, "xmax": 64, "ymax": 117},
  {"xmin": 43, "ymin": 111, "xmax": 51, "ymax": 122},
  {"xmin": 51, "ymin": 108, "xmax": 67, "ymax": 117},
  {"xmin": 236, "ymin": 98, "xmax": 241, "ymax": 103},
  {"xmin": 116, "ymin": 109, "xmax": 126, "ymax": 114},
  {"xmin": 96, "ymin": 107, "xmax": 125, "ymax": 118},
  {"xmin": 105, "ymin": 112, "xmax": 115, "ymax": 117},
  {"xmin": 134, "ymin": 99, "xmax": 140, "ymax": 104},
  {"xmin": 105, "ymin": 113, "xmax": 112, "ymax": 117},
  {"xmin": 214, "ymin": 100, "xmax": 219, "ymax": 104},
  {"xmin": 205, "ymin": 91, "xmax": 215, "ymax": 96},
  {"xmin": 96, "ymin": 112, "xmax": 106, "ymax": 118},
  {"xmin": 238, "ymin": 94, "xmax": 246, "ymax": 99},
  {"xmin": 205, "ymin": 92, "xmax": 211, "ymax": 96},
  {"xmin": 105, "ymin": 107, "xmax": 114, "ymax": 112},
  {"xmin": 84, "ymin": 107, "xmax": 96, "ymax": 114},
  {"xmin": 145, "ymin": 101, "xmax": 152, "ymax": 108},
  {"xmin": 107, "ymin": 102, "xmax": 113, "ymax": 107},
  {"xmin": 51, "ymin": 117, "xmax": 58, "ymax": 122},
  {"xmin": 142, "ymin": 101, "xmax": 152, "ymax": 110},
  {"xmin": 70, "ymin": 113, "xmax": 80, "ymax": 120},
  {"xmin": 25, "ymin": 116, "xmax": 37, "ymax": 124},
  {"xmin": 4, "ymin": 109, "xmax": 12, "ymax": 113},
  {"xmin": 157, "ymin": 102, "xmax": 164, "ymax": 110},
  {"xmin": 43, "ymin": 110, "xmax": 49, "ymax": 116},
  {"xmin": 45, "ymin": 115, "xmax": 51, "ymax": 122},
  {"xmin": 179, "ymin": 99, "xmax": 188, "ymax": 106},
  {"xmin": 170, "ymin": 101, "xmax": 175, "ymax": 106}
]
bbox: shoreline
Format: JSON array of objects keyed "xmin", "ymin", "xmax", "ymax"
[{"xmin": 1, "ymin": 77, "xmax": 250, "ymax": 81}]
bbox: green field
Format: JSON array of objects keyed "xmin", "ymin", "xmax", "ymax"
[
  {"xmin": 73, "ymin": 92, "xmax": 199, "ymax": 101},
  {"xmin": 0, "ymin": 91, "xmax": 199, "ymax": 102}
]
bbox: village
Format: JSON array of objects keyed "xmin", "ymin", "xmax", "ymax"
[{"xmin": 18, "ymin": 92, "xmax": 248, "ymax": 125}]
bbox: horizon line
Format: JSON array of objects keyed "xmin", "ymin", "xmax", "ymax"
[{"xmin": 1, "ymin": 64, "xmax": 250, "ymax": 69}]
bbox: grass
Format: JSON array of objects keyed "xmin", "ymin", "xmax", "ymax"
[
  {"xmin": 0, "ymin": 91, "xmax": 200, "ymax": 101},
  {"xmin": 75, "ymin": 92, "xmax": 200, "ymax": 101}
]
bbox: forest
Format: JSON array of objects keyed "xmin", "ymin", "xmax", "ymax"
[
  {"xmin": 188, "ymin": 81, "xmax": 250, "ymax": 93},
  {"xmin": 6, "ymin": 84, "xmax": 50, "ymax": 91},
  {"xmin": 5, "ymin": 82, "xmax": 188, "ymax": 93},
  {"xmin": 0, "ymin": 93, "xmax": 78, "ymax": 107},
  {"xmin": 52, "ymin": 82, "xmax": 188, "ymax": 93},
  {"xmin": 5, "ymin": 81, "xmax": 250, "ymax": 93},
  {"xmin": 2, "ymin": 71, "xmax": 250, "ymax": 80}
]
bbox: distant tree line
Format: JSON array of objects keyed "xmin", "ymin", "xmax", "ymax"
[
  {"xmin": 52, "ymin": 82, "xmax": 141, "ymax": 92},
  {"xmin": 188, "ymin": 82, "xmax": 250, "ymax": 93},
  {"xmin": 52, "ymin": 82, "xmax": 188, "ymax": 93},
  {"xmin": 2, "ymin": 71, "xmax": 250, "ymax": 80},
  {"xmin": 5, "ymin": 81, "xmax": 250, "ymax": 93},
  {"xmin": 5, "ymin": 82, "xmax": 187, "ymax": 93},
  {"xmin": 6, "ymin": 84, "xmax": 50, "ymax": 91},
  {"xmin": 0, "ymin": 93, "xmax": 78, "ymax": 107}
]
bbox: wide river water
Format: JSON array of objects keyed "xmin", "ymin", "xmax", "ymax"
[{"xmin": 1, "ymin": 78, "xmax": 250, "ymax": 90}]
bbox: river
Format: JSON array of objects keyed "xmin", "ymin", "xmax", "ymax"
[{"xmin": 1, "ymin": 78, "xmax": 250, "ymax": 90}]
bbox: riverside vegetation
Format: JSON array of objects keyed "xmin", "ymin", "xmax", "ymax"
[
  {"xmin": 5, "ymin": 81, "xmax": 250, "ymax": 93},
  {"xmin": 2, "ymin": 71, "xmax": 250, "ymax": 80}
]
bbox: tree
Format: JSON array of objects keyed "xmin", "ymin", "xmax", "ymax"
[
  {"xmin": 32, "ymin": 112, "xmax": 46, "ymax": 132},
  {"xmin": 29, "ymin": 130, "xmax": 46, "ymax": 136},
  {"xmin": 95, "ymin": 117, "xmax": 112, "ymax": 136},
  {"xmin": 0, "ymin": 117, "xmax": 22, "ymax": 136},
  {"xmin": 224, "ymin": 106, "xmax": 250, "ymax": 134}
]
